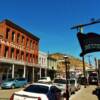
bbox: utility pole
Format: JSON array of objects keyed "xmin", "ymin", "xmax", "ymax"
[{"xmin": 64, "ymin": 56, "xmax": 70, "ymax": 100}]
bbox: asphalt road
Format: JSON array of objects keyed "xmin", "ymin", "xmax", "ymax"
[
  {"xmin": 70, "ymin": 85, "xmax": 98, "ymax": 100},
  {"xmin": 0, "ymin": 87, "xmax": 23, "ymax": 100}
]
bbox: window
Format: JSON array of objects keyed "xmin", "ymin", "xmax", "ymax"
[
  {"xmin": 24, "ymin": 85, "xmax": 49, "ymax": 94},
  {"xmin": 4, "ymin": 46, "xmax": 9, "ymax": 58},
  {"xmin": 21, "ymin": 51, "xmax": 24, "ymax": 61},
  {"xmin": 54, "ymin": 79, "xmax": 66, "ymax": 84},
  {"xmin": 12, "ymin": 31, "xmax": 15, "ymax": 42},
  {"xmin": 26, "ymin": 38, "xmax": 29, "ymax": 48},
  {"xmin": 6, "ymin": 28, "xmax": 10, "ymax": 39},
  {"xmin": 30, "ymin": 54, "xmax": 32, "ymax": 62},
  {"xmin": 30, "ymin": 40, "xmax": 32, "ymax": 49},
  {"xmin": 16, "ymin": 78, "xmax": 26, "ymax": 81},
  {"xmin": 22, "ymin": 36, "xmax": 24, "ymax": 45},
  {"xmin": 70, "ymin": 79, "xmax": 75, "ymax": 84},
  {"xmin": 17, "ymin": 33, "xmax": 20, "ymax": 43},
  {"xmin": 26, "ymin": 53, "xmax": 28, "ymax": 62},
  {"xmin": 16, "ymin": 50, "xmax": 19, "ymax": 60},
  {"xmin": 11, "ymin": 48, "xmax": 14, "ymax": 59}
]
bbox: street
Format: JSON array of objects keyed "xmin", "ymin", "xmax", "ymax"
[
  {"xmin": 0, "ymin": 85, "xmax": 99, "ymax": 100},
  {"xmin": 0, "ymin": 88, "xmax": 23, "ymax": 100},
  {"xmin": 70, "ymin": 85, "xmax": 98, "ymax": 100}
]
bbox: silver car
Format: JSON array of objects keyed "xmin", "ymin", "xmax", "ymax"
[
  {"xmin": 53, "ymin": 78, "xmax": 76, "ymax": 97},
  {"xmin": 71, "ymin": 78, "xmax": 81, "ymax": 91}
]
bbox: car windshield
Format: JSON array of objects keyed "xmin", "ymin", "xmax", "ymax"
[
  {"xmin": 69, "ymin": 79, "xmax": 75, "ymax": 84},
  {"xmin": 40, "ymin": 77, "xmax": 46, "ymax": 80},
  {"xmin": 89, "ymin": 73, "xmax": 97, "ymax": 77},
  {"xmin": 24, "ymin": 84, "xmax": 49, "ymax": 94},
  {"xmin": 54, "ymin": 79, "xmax": 66, "ymax": 84},
  {"xmin": 16, "ymin": 78, "xmax": 26, "ymax": 81}
]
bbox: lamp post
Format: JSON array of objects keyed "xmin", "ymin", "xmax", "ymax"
[{"xmin": 64, "ymin": 56, "xmax": 70, "ymax": 100}]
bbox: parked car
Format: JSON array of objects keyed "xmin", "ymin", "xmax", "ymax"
[
  {"xmin": 70, "ymin": 78, "xmax": 81, "ymax": 91},
  {"xmin": 88, "ymin": 72, "xmax": 98, "ymax": 85},
  {"xmin": 10, "ymin": 83, "xmax": 62, "ymax": 100},
  {"xmin": 38, "ymin": 77, "xmax": 51, "ymax": 83},
  {"xmin": 53, "ymin": 78, "xmax": 76, "ymax": 97},
  {"xmin": 1, "ymin": 78, "xmax": 28, "ymax": 89},
  {"xmin": 67, "ymin": 79, "xmax": 76, "ymax": 94},
  {"xmin": 78, "ymin": 76, "xmax": 87, "ymax": 85}
]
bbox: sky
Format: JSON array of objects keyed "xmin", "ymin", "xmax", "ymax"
[{"xmin": 0, "ymin": 0, "xmax": 100, "ymax": 65}]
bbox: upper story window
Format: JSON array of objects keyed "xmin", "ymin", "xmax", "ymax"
[
  {"xmin": 30, "ymin": 54, "xmax": 32, "ymax": 63},
  {"xmin": 39, "ymin": 57, "xmax": 41, "ymax": 64},
  {"xmin": 6, "ymin": 28, "xmax": 10, "ymax": 40},
  {"xmin": 11, "ymin": 48, "xmax": 14, "ymax": 59},
  {"xmin": 32, "ymin": 41, "xmax": 35, "ymax": 50},
  {"xmin": 26, "ymin": 38, "xmax": 29, "ymax": 48},
  {"xmin": 30, "ymin": 40, "xmax": 32, "ymax": 49},
  {"xmin": 4, "ymin": 46, "xmax": 9, "ymax": 58},
  {"xmin": 12, "ymin": 31, "xmax": 15, "ymax": 42},
  {"xmin": 26, "ymin": 53, "xmax": 28, "ymax": 62},
  {"xmin": 16, "ymin": 50, "xmax": 19, "ymax": 60},
  {"xmin": 22, "ymin": 35, "xmax": 24, "ymax": 45},
  {"xmin": 17, "ymin": 33, "xmax": 20, "ymax": 43},
  {"xmin": 21, "ymin": 51, "xmax": 24, "ymax": 61}
]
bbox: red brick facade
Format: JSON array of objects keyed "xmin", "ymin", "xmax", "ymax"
[{"xmin": 0, "ymin": 19, "xmax": 39, "ymax": 64}]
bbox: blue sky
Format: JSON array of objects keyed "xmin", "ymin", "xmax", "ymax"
[{"xmin": 0, "ymin": 0, "xmax": 100, "ymax": 65}]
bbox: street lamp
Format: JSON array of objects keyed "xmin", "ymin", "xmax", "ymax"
[{"xmin": 64, "ymin": 56, "xmax": 70, "ymax": 100}]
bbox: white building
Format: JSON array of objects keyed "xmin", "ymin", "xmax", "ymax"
[{"xmin": 38, "ymin": 51, "xmax": 48, "ymax": 78}]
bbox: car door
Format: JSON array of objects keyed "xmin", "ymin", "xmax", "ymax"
[
  {"xmin": 16, "ymin": 78, "xmax": 24, "ymax": 87},
  {"xmin": 49, "ymin": 86, "xmax": 61, "ymax": 100},
  {"xmin": 14, "ymin": 79, "xmax": 21, "ymax": 87}
]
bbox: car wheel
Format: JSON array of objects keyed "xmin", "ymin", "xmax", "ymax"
[
  {"xmin": 23, "ymin": 84, "xmax": 26, "ymax": 88},
  {"xmin": 11, "ymin": 85, "xmax": 15, "ymax": 89}
]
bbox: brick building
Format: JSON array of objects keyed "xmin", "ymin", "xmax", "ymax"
[{"xmin": 0, "ymin": 19, "xmax": 39, "ymax": 82}]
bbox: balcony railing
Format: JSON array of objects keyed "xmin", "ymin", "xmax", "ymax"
[{"xmin": 0, "ymin": 57, "xmax": 36, "ymax": 67}]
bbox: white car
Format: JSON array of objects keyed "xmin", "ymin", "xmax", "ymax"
[
  {"xmin": 53, "ymin": 78, "xmax": 66, "ymax": 95},
  {"xmin": 53, "ymin": 78, "xmax": 76, "ymax": 97},
  {"xmin": 10, "ymin": 83, "xmax": 62, "ymax": 100},
  {"xmin": 38, "ymin": 77, "xmax": 51, "ymax": 83},
  {"xmin": 71, "ymin": 78, "xmax": 81, "ymax": 91}
]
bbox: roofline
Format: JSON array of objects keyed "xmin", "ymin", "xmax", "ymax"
[{"xmin": 1, "ymin": 19, "xmax": 40, "ymax": 41}]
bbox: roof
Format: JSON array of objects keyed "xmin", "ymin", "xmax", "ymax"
[
  {"xmin": 32, "ymin": 82, "xmax": 52, "ymax": 87},
  {"xmin": 1, "ymin": 19, "xmax": 40, "ymax": 41}
]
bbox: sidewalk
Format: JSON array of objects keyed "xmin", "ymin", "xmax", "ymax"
[{"xmin": 70, "ymin": 85, "xmax": 98, "ymax": 100}]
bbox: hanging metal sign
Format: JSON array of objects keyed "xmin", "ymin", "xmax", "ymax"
[{"xmin": 77, "ymin": 32, "xmax": 100, "ymax": 56}]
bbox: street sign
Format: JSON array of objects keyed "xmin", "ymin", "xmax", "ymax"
[{"xmin": 77, "ymin": 32, "xmax": 100, "ymax": 56}]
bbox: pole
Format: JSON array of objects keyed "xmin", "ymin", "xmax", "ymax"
[
  {"xmin": 82, "ymin": 56, "xmax": 86, "ymax": 88},
  {"xmin": 64, "ymin": 56, "xmax": 69, "ymax": 100}
]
